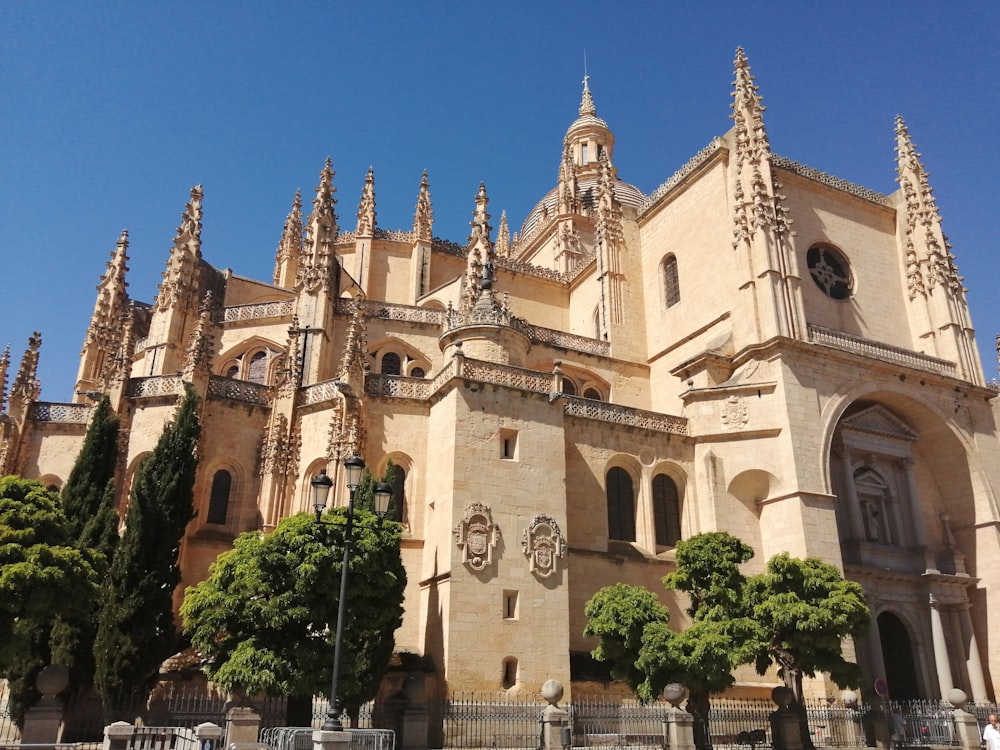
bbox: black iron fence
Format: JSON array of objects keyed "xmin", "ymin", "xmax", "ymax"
[{"xmin": 2, "ymin": 683, "xmax": 998, "ymax": 750}]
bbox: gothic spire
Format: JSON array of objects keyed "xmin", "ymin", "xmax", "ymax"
[
  {"xmin": 730, "ymin": 47, "xmax": 770, "ymax": 166},
  {"xmin": 11, "ymin": 332, "xmax": 41, "ymax": 404},
  {"xmin": 84, "ymin": 230, "xmax": 131, "ymax": 354},
  {"xmin": 0, "ymin": 345, "xmax": 9, "ymax": 414},
  {"xmin": 274, "ymin": 190, "xmax": 303, "ymax": 287},
  {"xmin": 413, "ymin": 170, "xmax": 434, "ymax": 242},
  {"xmin": 356, "ymin": 167, "xmax": 377, "ymax": 236},
  {"xmin": 155, "ymin": 186, "xmax": 204, "ymax": 312},
  {"xmin": 557, "ymin": 144, "xmax": 579, "ymax": 215},
  {"xmin": 183, "ymin": 291, "xmax": 216, "ymax": 379},
  {"xmin": 895, "ymin": 115, "xmax": 961, "ymax": 297},
  {"xmin": 338, "ymin": 293, "xmax": 369, "ymax": 382},
  {"xmin": 297, "ymin": 158, "xmax": 340, "ymax": 293},
  {"xmin": 461, "ymin": 183, "xmax": 494, "ymax": 313},
  {"xmin": 495, "ymin": 211, "xmax": 511, "ymax": 257}
]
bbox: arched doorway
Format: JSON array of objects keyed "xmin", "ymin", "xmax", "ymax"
[{"xmin": 878, "ymin": 612, "xmax": 921, "ymax": 699}]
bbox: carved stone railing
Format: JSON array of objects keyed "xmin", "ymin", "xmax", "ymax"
[
  {"xmin": 524, "ymin": 323, "xmax": 610, "ymax": 356},
  {"xmin": 563, "ymin": 396, "xmax": 689, "ymax": 435},
  {"xmin": 28, "ymin": 402, "xmax": 92, "ymax": 423},
  {"xmin": 640, "ymin": 138, "xmax": 725, "ymax": 214},
  {"xmin": 301, "ymin": 379, "xmax": 342, "ymax": 406},
  {"xmin": 221, "ymin": 299, "xmax": 294, "ymax": 324},
  {"xmin": 808, "ymin": 324, "xmax": 957, "ymax": 376},
  {"xmin": 460, "ymin": 359, "xmax": 554, "ymax": 394},
  {"xmin": 207, "ymin": 375, "xmax": 271, "ymax": 406},
  {"xmin": 365, "ymin": 373, "xmax": 432, "ymax": 400},
  {"xmin": 129, "ymin": 375, "xmax": 185, "ymax": 398},
  {"xmin": 338, "ymin": 298, "xmax": 447, "ymax": 326}
]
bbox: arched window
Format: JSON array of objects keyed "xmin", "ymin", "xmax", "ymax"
[
  {"xmin": 410, "ymin": 367, "xmax": 425, "ymax": 379},
  {"xmin": 381, "ymin": 352, "xmax": 402, "ymax": 376},
  {"xmin": 225, "ymin": 363, "xmax": 240, "ymax": 379},
  {"xmin": 652, "ymin": 474, "xmax": 681, "ymax": 547},
  {"xmin": 562, "ymin": 378, "xmax": 577, "ymax": 396},
  {"xmin": 390, "ymin": 464, "xmax": 406, "ymax": 524},
  {"xmin": 247, "ymin": 351, "xmax": 268, "ymax": 384},
  {"xmin": 207, "ymin": 470, "xmax": 232, "ymax": 525},
  {"xmin": 662, "ymin": 255, "xmax": 680, "ymax": 308},
  {"xmin": 583, "ymin": 387, "xmax": 603, "ymax": 401},
  {"xmin": 606, "ymin": 467, "xmax": 635, "ymax": 542}
]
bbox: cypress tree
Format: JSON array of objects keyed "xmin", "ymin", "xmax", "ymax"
[
  {"xmin": 60, "ymin": 395, "xmax": 120, "ymax": 550},
  {"xmin": 94, "ymin": 385, "xmax": 200, "ymax": 703}
]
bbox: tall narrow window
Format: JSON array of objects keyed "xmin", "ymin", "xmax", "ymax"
[
  {"xmin": 207, "ymin": 470, "xmax": 232, "ymax": 525},
  {"xmin": 561, "ymin": 378, "xmax": 577, "ymax": 396},
  {"xmin": 652, "ymin": 474, "xmax": 681, "ymax": 547},
  {"xmin": 248, "ymin": 351, "xmax": 268, "ymax": 384},
  {"xmin": 662, "ymin": 255, "xmax": 680, "ymax": 308},
  {"xmin": 391, "ymin": 464, "xmax": 407, "ymax": 524},
  {"xmin": 606, "ymin": 467, "xmax": 636, "ymax": 542},
  {"xmin": 581, "ymin": 143, "xmax": 589, "ymax": 164},
  {"xmin": 381, "ymin": 352, "xmax": 402, "ymax": 376}
]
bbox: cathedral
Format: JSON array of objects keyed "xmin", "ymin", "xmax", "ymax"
[{"xmin": 2, "ymin": 49, "xmax": 998, "ymax": 703}]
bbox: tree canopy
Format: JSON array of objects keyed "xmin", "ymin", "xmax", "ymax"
[
  {"xmin": 0, "ymin": 476, "xmax": 100, "ymax": 722},
  {"xmin": 746, "ymin": 552, "xmax": 870, "ymax": 700},
  {"xmin": 182, "ymin": 466, "xmax": 406, "ymax": 723}
]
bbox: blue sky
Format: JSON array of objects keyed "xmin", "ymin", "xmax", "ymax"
[{"xmin": 3, "ymin": 2, "xmax": 998, "ymax": 400}]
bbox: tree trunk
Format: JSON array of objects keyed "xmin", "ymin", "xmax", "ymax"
[
  {"xmin": 686, "ymin": 689, "xmax": 712, "ymax": 750},
  {"xmin": 785, "ymin": 668, "xmax": 815, "ymax": 750}
]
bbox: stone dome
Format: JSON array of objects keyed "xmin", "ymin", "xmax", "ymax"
[{"xmin": 519, "ymin": 177, "xmax": 646, "ymax": 237}]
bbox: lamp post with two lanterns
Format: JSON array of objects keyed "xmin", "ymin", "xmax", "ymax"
[{"xmin": 311, "ymin": 453, "xmax": 392, "ymax": 732}]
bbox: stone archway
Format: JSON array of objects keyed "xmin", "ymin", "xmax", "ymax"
[{"xmin": 877, "ymin": 611, "xmax": 921, "ymax": 699}]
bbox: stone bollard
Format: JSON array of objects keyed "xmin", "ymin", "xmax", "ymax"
[
  {"xmin": 313, "ymin": 729, "xmax": 351, "ymax": 750},
  {"xmin": 195, "ymin": 722, "xmax": 224, "ymax": 750},
  {"xmin": 21, "ymin": 664, "xmax": 69, "ymax": 744},
  {"xmin": 946, "ymin": 688, "xmax": 983, "ymax": 750},
  {"xmin": 540, "ymin": 680, "xmax": 571, "ymax": 750},
  {"xmin": 769, "ymin": 687, "xmax": 804, "ymax": 750},
  {"xmin": 103, "ymin": 720, "xmax": 136, "ymax": 750},
  {"xmin": 662, "ymin": 684, "xmax": 695, "ymax": 750},
  {"xmin": 226, "ymin": 707, "xmax": 262, "ymax": 746},
  {"xmin": 399, "ymin": 674, "xmax": 431, "ymax": 750}
]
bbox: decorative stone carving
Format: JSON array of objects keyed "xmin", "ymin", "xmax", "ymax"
[
  {"xmin": 521, "ymin": 513, "xmax": 566, "ymax": 578},
  {"xmin": 721, "ymin": 394, "xmax": 749, "ymax": 431},
  {"xmin": 454, "ymin": 503, "xmax": 502, "ymax": 571}
]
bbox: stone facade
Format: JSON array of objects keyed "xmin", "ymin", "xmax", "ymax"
[{"xmin": 3, "ymin": 49, "xmax": 999, "ymax": 703}]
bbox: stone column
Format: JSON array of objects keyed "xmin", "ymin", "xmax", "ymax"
[
  {"xmin": 195, "ymin": 723, "xmax": 224, "ymax": 750},
  {"xmin": 663, "ymin": 707, "xmax": 696, "ymax": 750},
  {"xmin": 837, "ymin": 448, "xmax": 865, "ymax": 539},
  {"xmin": 313, "ymin": 730, "xmax": 351, "ymax": 750},
  {"xmin": 928, "ymin": 594, "xmax": 954, "ymax": 697},
  {"xmin": 900, "ymin": 457, "xmax": 935, "ymax": 570},
  {"xmin": 103, "ymin": 721, "xmax": 136, "ymax": 750},
  {"xmin": 957, "ymin": 605, "xmax": 988, "ymax": 702}
]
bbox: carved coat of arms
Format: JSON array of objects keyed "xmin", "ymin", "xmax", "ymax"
[
  {"xmin": 455, "ymin": 503, "xmax": 501, "ymax": 571},
  {"xmin": 521, "ymin": 514, "xmax": 567, "ymax": 578},
  {"xmin": 721, "ymin": 394, "xmax": 749, "ymax": 431}
]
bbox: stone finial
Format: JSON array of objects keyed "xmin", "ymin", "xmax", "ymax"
[
  {"xmin": 0, "ymin": 344, "xmax": 9, "ymax": 413},
  {"xmin": 895, "ymin": 115, "xmax": 962, "ymax": 298},
  {"xmin": 495, "ymin": 211, "xmax": 511, "ymax": 257},
  {"xmin": 84, "ymin": 229, "xmax": 131, "ymax": 356},
  {"xmin": 155, "ymin": 186, "xmax": 204, "ymax": 313},
  {"xmin": 274, "ymin": 189, "xmax": 303, "ymax": 286},
  {"xmin": 413, "ymin": 170, "xmax": 434, "ymax": 242},
  {"xmin": 356, "ymin": 166, "xmax": 377, "ymax": 236},
  {"xmin": 11, "ymin": 332, "xmax": 42, "ymax": 403},
  {"xmin": 579, "ymin": 75, "xmax": 596, "ymax": 116},
  {"xmin": 730, "ymin": 47, "xmax": 770, "ymax": 165},
  {"xmin": 297, "ymin": 158, "xmax": 340, "ymax": 293}
]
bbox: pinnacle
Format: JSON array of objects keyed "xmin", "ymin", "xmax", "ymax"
[{"xmin": 579, "ymin": 74, "xmax": 597, "ymax": 116}]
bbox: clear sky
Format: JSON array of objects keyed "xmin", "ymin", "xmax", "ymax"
[{"xmin": 2, "ymin": 2, "xmax": 998, "ymax": 400}]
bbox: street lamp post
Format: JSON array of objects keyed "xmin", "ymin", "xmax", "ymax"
[{"xmin": 311, "ymin": 455, "xmax": 392, "ymax": 732}]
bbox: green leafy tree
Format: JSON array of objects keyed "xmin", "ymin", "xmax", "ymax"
[
  {"xmin": 182, "ymin": 498, "xmax": 406, "ymax": 726},
  {"xmin": 583, "ymin": 583, "xmax": 670, "ymax": 698},
  {"xmin": 0, "ymin": 476, "xmax": 100, "ymax": 725},
  {"xmin": 746, "ymin": 552, "xmax": 870, "ymax": 720},
  {"xmin": 585, "ymin": 533, "xmax": 758, "ymax": 750},
  {"xmin": 94, "ymin": 386, "xmax": 200, "ymax": 704}
]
